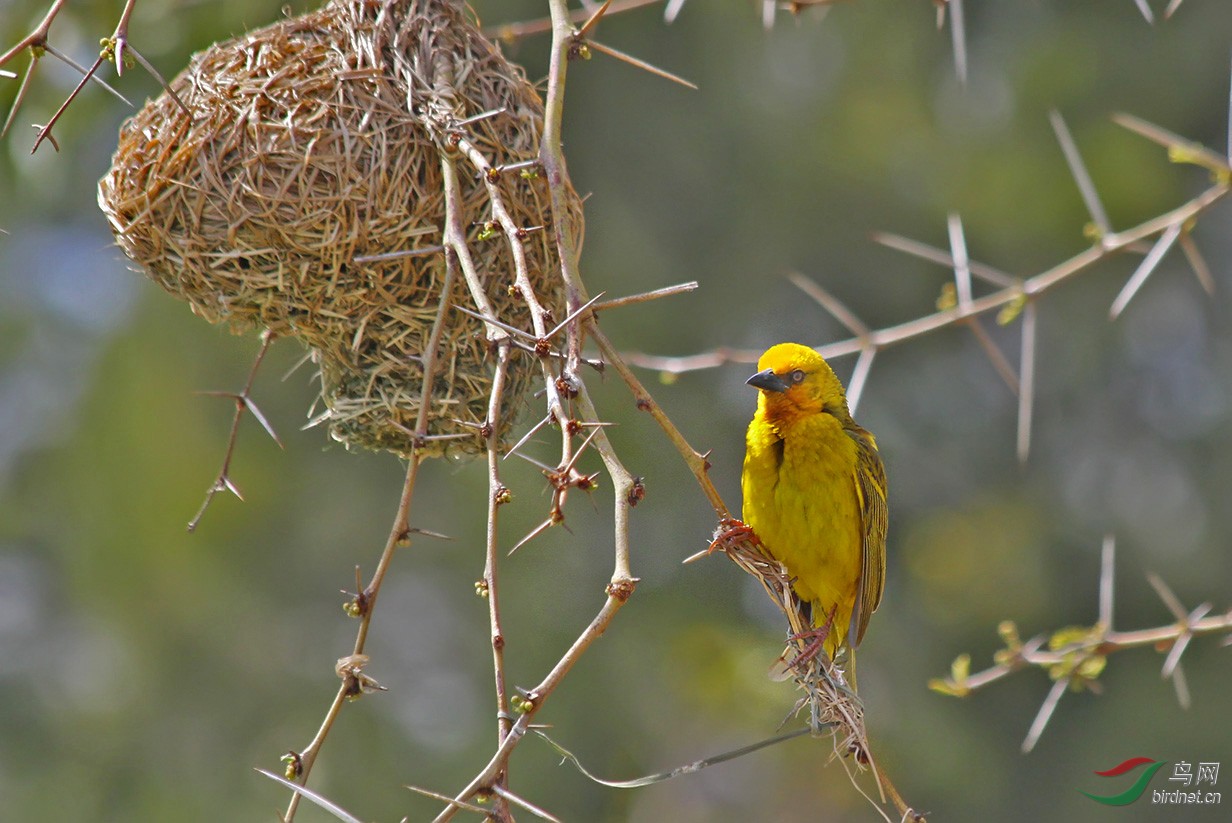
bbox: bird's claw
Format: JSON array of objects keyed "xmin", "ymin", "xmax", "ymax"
[
  {"xmin": 708, "ymin": 518, "xmax": 757, "ymax": 554},
  {"xmin": 785, "ymin": 606, "xmax": 838, "ymax": 671}
]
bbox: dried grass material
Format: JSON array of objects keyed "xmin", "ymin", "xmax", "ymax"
[
  {"xmin": 714, "ymin": 527, "xmax": 871, "ymax": 761},
  {"xmin": 98, "ymin": 0, "xmax": 580, "ymax": 456}
]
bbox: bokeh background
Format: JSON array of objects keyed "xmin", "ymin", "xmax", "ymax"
[{"xmin": 2, "ymin": 1, "xmax": 1231, "ymax": 820}]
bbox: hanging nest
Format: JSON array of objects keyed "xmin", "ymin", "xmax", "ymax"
[{"xmin": 98, "ymin": 0, "xmax": 581, "ymax": 457}]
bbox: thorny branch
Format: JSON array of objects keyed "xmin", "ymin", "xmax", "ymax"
[
  {"xmin": 283, "ymin": 14, "xmax": 675, "ymax": 813},
  {"xmin": 8, "ymin": 0, "xmax": 1221, "ymax": 820},
  {"xmin": 428, "ymin": 3, "xmax": 927, "ymax": 822},
  {"xmin": 281, "ymin": 457, "xmax": 423, "ymax": 823},
  {"xmin": 266, "ymin": 26, "xmax": 1228, "ymax": 823},
  {"xmin": 428, "ymin": 1, "xmax": 649, "ymax": 817},
  {"xmin": 188, "ymin": 332, "xmax": 281, "ymax": 532},
  {"xmin": 625, "ymin": 111, "xmax": 1232, "ymax": 462},
  {"xmin": 1, "ymin": 0, "xmax": 186, "ymax": 149},
  {"xmin": 281, "ymin": 237, "xmax": 461, "ymax": 821},
  {"xmin": 447, "ymin": 129, "xmax": 574, "ymax": 474},
  {"xmin": 0, "ymin": 0, "xmax": 70, "ymax": 70},
  {"xmin": 488, "ymin": 0, "xmax": 663, "ymax": 42},
  {"xmin": 480, "ymin": 347, "xmax": 514, "ymax": 739},
  {"xmin": 930, "ymin": 537, "xmax": 1232, "ymax": 753}
]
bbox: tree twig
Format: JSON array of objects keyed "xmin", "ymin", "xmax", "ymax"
[
  {"xmin": 283, "ymin": 236, "xmax": 460, "ymax": 820},
  {"xmin": 188, "ymin": 332, "xmax": 279, "ymax": 532},
  {"xmin": 930, "ymin": 539, "xmax": 1232, "ymax": 752}
]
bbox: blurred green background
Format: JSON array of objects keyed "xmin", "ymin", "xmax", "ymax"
[{"xmin": 2, "ymin": 1, "xmax": 1230, "ymax": 820}]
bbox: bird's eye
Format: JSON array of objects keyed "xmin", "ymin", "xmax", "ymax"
[{"xmin": 790, "ymin": 369, "xmax": 805, "ymax": 383}]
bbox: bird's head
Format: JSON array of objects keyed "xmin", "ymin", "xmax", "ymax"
[{"xmin": 746, "ymin": 342, "xmax": 850, "ymax": 423}]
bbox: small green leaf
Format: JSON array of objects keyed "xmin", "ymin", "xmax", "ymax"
[
  {"xmin": 936, "ymin": 282, "xmax": 957, "ymax": 312},
  {"xmin": 951, "ymin": 652, "xmax": 970, "ymax": 682},
  {"xmin": 928, "ymin": 677, "xmax": 969, "ymax": 698},
  {"xmin": 1077, "ymin": 654, "xmax": 1107, "ymax": 682},
  {"xmin": 997, "ymin": 293, "xmax": 1027, "ymax": 326},
  {"xmin": 1048, "ymin": 625, "xmax": 1095, "ymax": 649},
  {"xmin": 997, "ymin": 620, "xmax": 1021, "ymax": 648}
]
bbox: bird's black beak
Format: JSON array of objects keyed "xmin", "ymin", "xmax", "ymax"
[{"xmin": 746, "ymin": 368, "xmax": 790, "ymax": 393}]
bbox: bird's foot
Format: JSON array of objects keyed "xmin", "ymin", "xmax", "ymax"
[
  {"xmin": 707, "ymin": 518, "xmax": 758, "ymax": 554},
  {"xmin": 786, "ymin": 606, "xmax": 837, "ymax": 672}
]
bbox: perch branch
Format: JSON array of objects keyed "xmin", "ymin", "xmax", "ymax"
[{"xmin": 588, "ymin": 321, "xmax": 729, "ymax": 518}]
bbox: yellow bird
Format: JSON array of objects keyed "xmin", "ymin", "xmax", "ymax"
[{"xmin": 742, "ymin": 342, "xmax": 888, "ymax": 688}]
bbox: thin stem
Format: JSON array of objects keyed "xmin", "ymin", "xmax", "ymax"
[
  {"xmin": 31, "ymin": 53, "xmax": 107, "ymax": 154},
  {"xmin": 484, "ymin": 346, "xmax": 513, "ymax": 743},
  {"xmin": 286, "ymin": 239, "xmax": 457, "ymax": 820},
  {"xmin": 433, "ymin": 716, "xmax": 532, "ymax": 823},
  {"xmin": 593, "ymin": 281, "xmax": 698, "ymax": 311},
  {"xmin": 433, "ymin": 594, "xmax": 632, "ymax": 823},
  {"xmin": 588, "ymin": 321, "xmax": 728, "ymax": 518},
  {"xmin": 942, "ymin": 610, "xmax": 1232, "ymax": 693},
  {"xmin": 188, "ymin": 333, "xmax": 278, "ymax": 532},
  {"xmin": 486, "ymin": 0, "xmax": 664, "ymax": 42},
  {"xmin": 628, "ymin": 183, "xmax": 1229, "ymax": 374},
  {"xmin": 539, "ymin": 0, "xmax": 591, "ymax": 376},
  {"xmin": 442, "ymin": 143, "xmax": 572, "ymax": 470},
  {"xmin": 284, "ymin": 458, "xmax": 423, "ymax": 822},
  {"xmin": 572, "ymin": 380, "xmax": 636, "ymax": 583},
  {"xmin": 0, "ymin": 0, "xmax": 69, "ymax": 68},
  {"xmin": 41, "ymin": 43, "xmax": 131, "ymax": 105},
  {"xmin": 477, "ymin": 331, "xmax": 516, "ymax": 821},
  {"xmin": 286, "ymin": 685, "xmax": 348, "ymax": 805}
]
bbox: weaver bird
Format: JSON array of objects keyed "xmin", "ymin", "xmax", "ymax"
[{"xmin": 742, "ymin": 342, "xmax": 887, "ymax": 689}]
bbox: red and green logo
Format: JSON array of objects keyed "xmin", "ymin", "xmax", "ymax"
[{"xmin": 1081, "ymin": 757, "xmax": 1166, "ymax": 806}]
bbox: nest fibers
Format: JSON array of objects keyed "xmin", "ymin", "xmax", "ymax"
[{"xmin": 98, "ymin": 0, "xmax": 580, "ymax": 457}]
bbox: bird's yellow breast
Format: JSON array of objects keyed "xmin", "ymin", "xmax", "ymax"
[{"xmin": 742, "ymin": 410, "xmax": 863, "ymax": 653}]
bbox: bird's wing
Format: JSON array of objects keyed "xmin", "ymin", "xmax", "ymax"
[{"xmin": 847, "ymin": 427, "xmax": 888, "ymax": 648}]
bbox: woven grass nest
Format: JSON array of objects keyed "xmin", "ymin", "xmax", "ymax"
[{"xmin": 98, "ymin": 0, "xmax": 580, "ymax": 457}]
